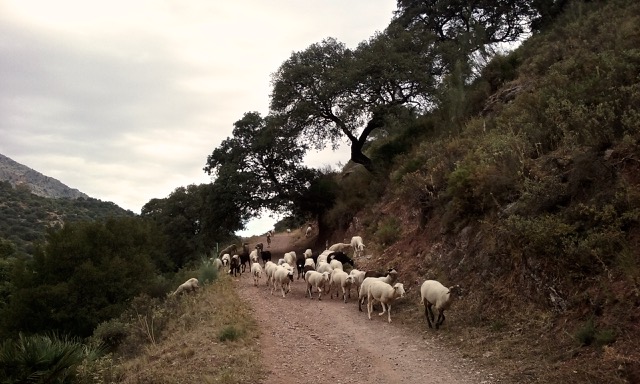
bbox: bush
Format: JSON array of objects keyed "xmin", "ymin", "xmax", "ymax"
[
  {"xmin": 199, "ymin": 259, "xmax": 219, "ymax": 284},
  {"xmin": 218, "ymin": 325, "xmax": 243, "ymax": 342},
  {"xmin": 375, "ymin": 217, "xmax": 401, "ymax": 246},
  {"xmin": 0, "ymin": 332, "xmax": 105, "ymax": 383},
  {"xmin": 91, "ymin": 319, "xmax": 129, "ymax": 353}
]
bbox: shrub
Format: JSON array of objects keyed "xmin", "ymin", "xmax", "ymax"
[
  {"xmin": 218, "ymin": 325, "xmax": 243, "ymax": 342},
  {"xmin": 375, "ymin": 217, "xmax": 401, "ymax": 246},
  {"xmin": 0, "ymin": 332, "xmax": 105, "ymax": 383},
  {"xmin": 199, "ymin": 259, "xmax": 219, "ymax": 284},
  {"xmin": 91, "ymin": 320, "xmax": 129, "ymax": 353}
]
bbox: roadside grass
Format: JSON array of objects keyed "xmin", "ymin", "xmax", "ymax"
[{"xmin": 111, "ymin": 275, "xmax": 262, "ymax": 383}]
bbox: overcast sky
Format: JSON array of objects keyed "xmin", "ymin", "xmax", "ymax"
[{"xmin": 0, "ymin": 0, "xmax": 397, "ymax": 236}]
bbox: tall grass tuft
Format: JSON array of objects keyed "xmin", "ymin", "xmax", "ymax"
[{"xmin": 0, "ymin": 332, "xmax": 105, "ymax": 383}]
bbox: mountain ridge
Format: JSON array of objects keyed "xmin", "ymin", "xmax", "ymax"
[{"xmin": 0, "ymin": 153, "xmax": 89, "ymax": 200}]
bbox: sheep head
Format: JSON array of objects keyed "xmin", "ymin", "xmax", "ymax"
[{"xmin": 393, "ymin": 283, "xmax": 406, "ymax": 299}]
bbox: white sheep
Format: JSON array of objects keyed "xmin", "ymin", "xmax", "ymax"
[
  {"xmin": 250, "ymin": 248, "xmax": 259, "ymax": 263},
  {"xmin": 264, "ymin": 261, "xmax": 278, "ymax": 286},
  {"xmin": 367, "ymin": 281, "xmax": 406, "ymax": 323},
  {"xmin": 304, "ymin": 248, "xmax": 313, "ymax": 259},
  {"xmin": 317, "ymin": 249, "xmax": 332, "ymax": 264},
  {"xmin": 316, "ymin": 261, "xmax": 333, "ymax": 275},
  {"xmin": 250, "ymin": 262, "xmax": 263, "ymax": 286},
  {"xmin": 304, "ymin": 270, "xmax": 331, "ymax": 300},
  {"xmin": 350, "ymin": 236, "xmax": 365, "ymax": 257},
  {"xmin": 271, "ymin": 264, "xmax": 294, "ymax": 298},
  {"xmin": 283, "ymin": 251, "xmax": 297, "ymax": 268},
  {"xmin": 171, "ymin": 278, "xmax": 200, "ymax": 296},
  {"xmin": 329, "ymin": 259, "xmax": 343, "ymax": 271},
  {"xmin": 358, "ymin": 269, "xmax": 398, "ymax": 312},
  {"xmin": 304, "ymin": 257, "xmax": 316, "ymax": 270},
  {"xmin": 305, "ymin": 225, "xmax": 312, "ymax": 237},
  {"xmin": 328, "ymin": 242, "xmax": 351, "ymax": 253},
  {"xmin": 277, "ymin": 258, "xmax": 287, "ymax": 266},
  {"xmin": 349, "ymin": 269, "xmax": 367, "ymax": 293},
  {"xmin": 221, "ymin": 253, "xmax": 231, "ymax": 266},
  {"xmin": 420, "ymin": 280, "xmax": 461, "ymax": 329},
  {"xmin": 330, "ymin": 269, "xmax": 355, "ymax": 303}
]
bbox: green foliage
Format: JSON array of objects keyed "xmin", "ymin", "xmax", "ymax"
[
  {"xmin": 75, "ymin": 353, "xmax": 122, "ymax": 384},
  {"xmin": 575, "ymin": 318, "xmax": 617, "ymax": 347},
  {"xmin": 0, "ymin": 217, "xmax": 164, "ymax": 338},
  {"xmin": 91, "ymin": 320, "xmax": 129, "ymax": 353},
  {"xmin": 218, "ymin": 325, "xmax": 243, "ymax": 342},
  {"xmin": 0, "ymin": 181, "xmax": 135, "ymax": 257},
  {"xmin": 374, "ymin": 217, "xmax": 401, "ymax": 246},
  {"xmin": 0, "ymin": 332, "xmax": 105, "ymax": 384},
  {"xmin": 199, "ymin": 259, "xmax": 219, "ymax": 285}
]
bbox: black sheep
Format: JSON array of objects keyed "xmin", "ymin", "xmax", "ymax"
[{"xmin": 328, "ymin": 251, "xmax": 355, "ymax": 268}]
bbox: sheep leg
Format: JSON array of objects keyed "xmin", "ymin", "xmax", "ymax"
[
  {"xmin": 317, "ymin": 288, "xmax": 322, "ymax": 301},
  {"xmin": 436, "ymin": 311, "xmax": 445, "ymax": 329},
  {"xmin": 387, "ymin": 304, "xmax": 392, "ymax": 323},
  {"xmin": 367, "ymin": 297, "xmax": 373, "ymax": 320},
  {"xmin": 425, "ymin": 302, "xmax": 434, "ymax": 328},
  {"xmin": 342, "ymin": 287, "xmax": 347, "ymax": 303},
  {"xmin": 378, "ymin": 302, "xmax": 387, "ymax": 317}
]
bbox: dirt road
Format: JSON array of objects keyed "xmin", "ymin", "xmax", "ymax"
[{"xmin": 235, "ymin": 232, "xmax": 497, "ymax": 384}]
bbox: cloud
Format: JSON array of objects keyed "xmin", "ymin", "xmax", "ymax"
[{"xmin": 0, "ymin": 0, "xmax": 396, "ymax": 235}]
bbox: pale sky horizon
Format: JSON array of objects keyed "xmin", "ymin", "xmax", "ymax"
[{"xmin": 0, "ymin": 0, "xmax": 398, "ymax": 236}]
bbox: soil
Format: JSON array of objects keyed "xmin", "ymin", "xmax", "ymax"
[{"xmin": 235, "ymin": 231, "xmax": 500, "ymax": 384}]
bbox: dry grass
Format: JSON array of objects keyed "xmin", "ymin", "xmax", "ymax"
[{"xmin": 114, "ymin": 275, "xmax": 262, "ymax": 383}]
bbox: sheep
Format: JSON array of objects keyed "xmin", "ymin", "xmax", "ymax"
[
  {"xmin": 330, "ymin": 269, "xmax": 355, "ymax": 303},
  {"xmin": 250, "ymin": 248, "xmax": 259, "ymax": 263},
  {"xmin": 260, "ymin": 248, "xmax": 272, "ymax": 265},
  {"xmin": 358, "ymin": 269, "xmax": 399, "ymax": 311},
  {"xmin": 295, "ymin": 252, "xmax": 306, "ymax": 280},
  {"xmin": 239, "ymin": 243, "xmax": 251, "ymax": 272},
  {"xmin": 171, "ymin": 278, "xmax": 200, "ymax": 296},
  {"xmin": 266, "ymin": 231, "xmax": 272, "ymax": 248},
  {"xmin": 304, "ymin": 270, "xmax": 331, "ymax": 300},
  {"xmin": 349, "ymin": 269, "xmax": 367, "ymax": 293},
  {"xmin": 211, "ymin": 258, "xmax": 223, "ymax": 272},
  {"xmin": 303, "ymin": 258, "xmax": 316, "ymax": 275},
  {"xmin": 317, "ymin": 250, "xmax": 333, "ymax": 264},
  {"xmin": 350, "ymin": 236, "xmax": 365, "ymax": 257},
  {"xmin": 250, "ymin": 262, "xmax": 263, "ymax": 286},
  {"xmin": 328, "ymin": 242, "xmax": 352, "ymax": 253},
  {"xmin": 221, "ymin": 253, "xmax": 231, "ymax": 266},
  {"xmin": 366, "ymin": 281, "xmax": 406, "ymax": 323},
  {"xmin": 420, "ymin": 280, "xmax": 462, "ymax": 329},
  {"xmin": 304, "ymin": 248, "xmax": 313, "ymax": 258},
  {"xmin": 327, "ymin": 251, "xmax": 355, "ymax": 268},
  {"xmin": 283, "ymin": 251, "xmax": 297, "ymax": 268},
  {"xmin": 329, "ymin": 259, "xmax": 343, "ymax": 271},
  {"xmin": 229, "ymin": 255, "xmax": 241, "ymax": 277},
  {"xmin": 271, "ymin": 264, "xmax": 294, "ymax": 298},
  {"xmin": 218, "ymin": 244, "xmax": 237, "ymax": 258},
  {"xmin": 305, "ymin": 225, "xmax": 312, "ymax": 237},
  {"xmin": 264, "ymin": 261, "xmax": 277, "ymax": 286},
  {"xmin": 316, "ymin": 261, "xmax": 334, "ymax": 275},
  {"xmin": 287, "ymin": 228, "xmax": 291, "ymax": 234},
  {"xmin": 277, "ymin": 258, "xmax": 287, "ymax": 266},
  {"xmin": 365, "ymin": 267, "xmax": 398, "ymax": 280}
]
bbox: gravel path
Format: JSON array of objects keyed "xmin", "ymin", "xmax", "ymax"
[{"xmin": 234, "ymin": 233, "xmax": 497, "ymax": 384}]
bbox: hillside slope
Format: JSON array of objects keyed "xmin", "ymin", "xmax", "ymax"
[
  {"xmin": 0, "ymin": 153, "xmax": 88, "ymax": 199},
  {"xmin": 319, "ymin": 1, "xmax": 640, "ymax": 383}
]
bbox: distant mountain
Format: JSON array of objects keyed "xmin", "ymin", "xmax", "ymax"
[{"xmin": 0, "ymin": 153, "xmax": 89, "ymax": 199}]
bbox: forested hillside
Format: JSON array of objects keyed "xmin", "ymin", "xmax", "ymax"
[
  {"xmin": 1, "ymin": 1, "xmax": 639, "ymax": 383},
  {"xmin": 0, "ymin": 181, "xmax": 134, "ymax": 257}
]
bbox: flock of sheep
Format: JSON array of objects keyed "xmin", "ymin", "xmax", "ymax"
[{"xmin": 173, "ymin": 234, "xmax": 462, "ymax": 329}]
